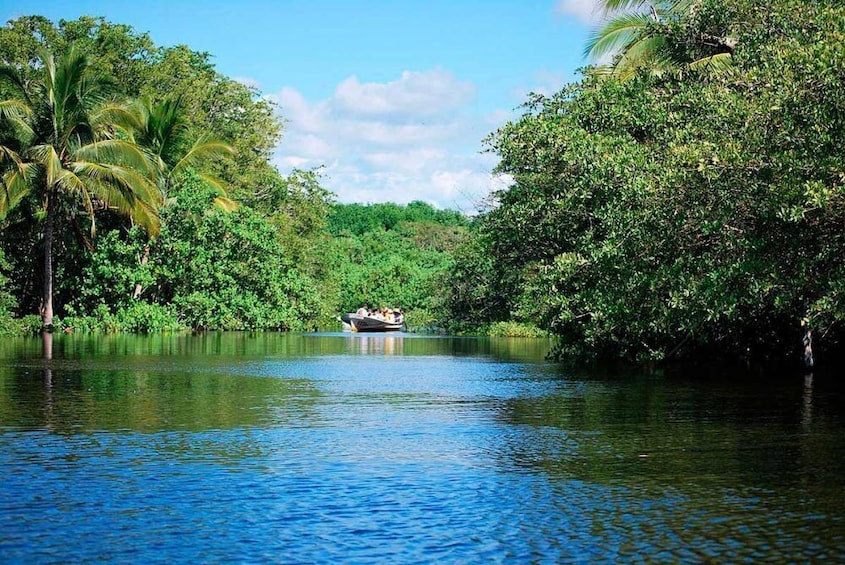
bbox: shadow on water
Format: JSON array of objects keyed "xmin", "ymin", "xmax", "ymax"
[
  {"xmin": 3, "ymin": 333, "xmax": 328, "ymax": 434},
  {"xmin": 4, "ymin": 331, "xmax": 555, "ymax": 361},
  {"xmin": 1, "ymin": 332, "xmax": 554, "ymax": 436},
  {"xmin": 489, "ymin": 365, "xmax": 845, "ymax": 559}
]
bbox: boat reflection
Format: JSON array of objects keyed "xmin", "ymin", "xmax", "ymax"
[{"xmin": 346, "ymin": 334, "xmax": 405, "ymax": 355}]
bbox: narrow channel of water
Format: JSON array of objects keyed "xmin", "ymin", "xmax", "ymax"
[{"xmin": 1, "ymin": 332, "xmax": 843, "ymax": 562}]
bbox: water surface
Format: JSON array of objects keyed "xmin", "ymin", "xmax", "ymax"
[{"xmin": 1, "ymin": 332, "xmax": 843, "ymax": 563}]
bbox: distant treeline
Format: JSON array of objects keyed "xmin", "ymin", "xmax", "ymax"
[{"xmin": 327, "ymin": 202, "xmax": 467, "ymax": 236}]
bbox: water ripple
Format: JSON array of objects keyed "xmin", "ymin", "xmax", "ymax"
[{"xmin": 1, "ymin": 334, "xmax": 844, "ymax": 563}]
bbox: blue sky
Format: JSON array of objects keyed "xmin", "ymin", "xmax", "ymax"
[{"xmin": 2, "ymin": 0, "xmax": 603, "ymax": 212}]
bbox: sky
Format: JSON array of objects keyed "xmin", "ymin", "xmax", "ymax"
[{"xmin": 2, "ymin": 0, "xmax": 604, "ymax": 212}]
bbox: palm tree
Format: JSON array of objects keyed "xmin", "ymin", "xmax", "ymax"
[
  {"xmin": 118, "ymin": 95, "xmax": 236, "ymax": 299},
  {"xmin": 123, "ymin": 95, "xmax": 237, "ymax": 210},
  {"xmin": 0, "ymin": 46, "xmax": 161, "ymax": 327},
  {"xmin": 585, "ymin": 0, "xmax": 737, "ymax": 80}
]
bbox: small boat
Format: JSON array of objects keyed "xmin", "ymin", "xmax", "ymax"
[{"xmin": 340, "ymin": 313, "xmax": 404, "ymax": 332}]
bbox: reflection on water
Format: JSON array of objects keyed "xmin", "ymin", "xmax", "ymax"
[
  {"xmin": 1, "ymin": 332, "xmax": 844, "ymax": 563},
  {"xmin": 347, "ymin": 334, "xmax": 405, "ymax": 355},
  {"xmin": 803, "ymin": 373, "xmax": 814, "ymax": 429}
]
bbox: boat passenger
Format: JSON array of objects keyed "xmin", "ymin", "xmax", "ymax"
[{"xmin": 356, "ymin": 305, "xmax": 368, "ymax": 316}]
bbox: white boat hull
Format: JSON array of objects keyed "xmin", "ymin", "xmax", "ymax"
[{"xmin": 341, "ymin": 314, "xmax": 403, "ymax": 332}]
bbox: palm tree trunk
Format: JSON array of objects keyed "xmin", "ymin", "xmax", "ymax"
[{"xmin": 42, "ymin": 192, "xmax": 55, "ymax": 327}]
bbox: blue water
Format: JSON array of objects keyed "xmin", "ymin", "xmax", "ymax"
[{"xmin": 1, "ymin": 333, "xmax": 843, "ymax": 563}]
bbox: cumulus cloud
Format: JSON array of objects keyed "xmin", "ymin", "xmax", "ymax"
[
  {"xmin": 270, "ymin": 69, "xmax": 511, "ymax": 213},
  {"xmin": 334, "ymin": 70, "xmax": 475, "ymax": 117},
  {"xmin": 554, "ymin": 0, "xmax": 604, "ymax": 24}
]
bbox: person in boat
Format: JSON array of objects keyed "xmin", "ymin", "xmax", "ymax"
[
  {"xmin": 356, "ymin": 304, "xmax": 368, "ymax": 317},
  {"xmin": 393, "ymin": 309, "xmax": 404, "ymax": 325}
]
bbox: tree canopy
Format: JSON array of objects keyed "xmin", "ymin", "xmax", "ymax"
[
  {"xmin": 444, "ymin": 0, "xmax": 845, "ymax": 367},
  {"xmin": 0, "ymin": 46, "xmax": 161, "ymax": 326}
]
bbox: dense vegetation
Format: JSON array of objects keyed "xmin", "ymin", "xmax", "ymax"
[
  {"xmin": 443, "ymin": 0, "xmax": 845, "ymax": 367},
  {"xmin": 322, "ymin": 202, "xmax": 467, "ymax": 328},
  {"xmin": 0, "ymin": 16, "xmax": 463, "ymax": 334},
  {"xmin": 3, "ymin": 0, "xmax": 845, "ymax": 371}
]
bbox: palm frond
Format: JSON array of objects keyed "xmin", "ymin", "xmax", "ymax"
[
  {"xmin": 612, "ymin": 35, "xmax": 672, "ymax": 80},
  {"xmin": 687, "ymin": 52, "xmax": 733, "ymax": 74},
  {"xmin": 129, "ymin": 199, "xmax": 160, "ymax": 237},
  {"xmin": 91, "ymin": 183, "xmax": 161, "ymax": 237},
  {"xmin": 52, "ymin": 47, "xmax": 90, "ymax": 113},
  {"xmin": 599, "ymin": 0, "xmax": 645, "ymax": 13},
  {"xmin": 150, "ymin": 97, "xmax": 185, "ymax": 148},
  {"xmin": 76, "ymin": 67, "xmax": 113, "ymax": 111},
  {"xmin": 0, "ymin": 100, "xmax": 36, "ymax": 144},
  {"xmin": 90, "ymin": 102, "xmax": 139, "ymax": 138},
  {"xmin": 585, "ymin": 12, "xmax": 656, "ymax": 61},
  {"xmin": 212, "ymin": 195, "xmax": 240, "ymax": 213},
  {"xmin": 73, "ymin": 162, "xmax": 161, "ymax": 235},
  {"xmin": 0, "ymin": 145, "xmax": 23, "ymax": 168},
  {"xmin": 0, "ymin": 98, "xmax": 32, "ymax": 117},
  {"xmin": 0, "ymin": 64, "xmax": 30, "ymax": 102},
  {"xmin": 0, "ymin": 162, "xmax": 37, "ymax": 218},
  {"xmin": 55, "ymin": 167, "xmax": 94, "ymax": 216},
  {"xmin": 73, "ymin": 161, "xmax": 163, "ymax": 211},
  {"xmin": 170, "ymin": 135, "xmax": 236, "ymax": 177},
  {"xmin": 27, "ymin": 144, "xmax": 65, "ymax": 187},
  {"xmin": 74, "ymin": 139, "xmax": 157, "ymax": 177},
  {"xmin": 114, "ymin": 98, "xmax": 148, "ymax": 140},
  {"xmin": 194, "ymin": 172, "xmax": 239, "ymax": 212},
  {"xmin": 196, "ymin": 172, "xmax": 230, "ymax": 195}
]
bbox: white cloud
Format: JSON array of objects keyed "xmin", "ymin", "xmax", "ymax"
[
  {"xmin": 270, "ymin": 69, "xmax": 512, "ymax": 213},
  {"xmin": 554, "ymin": 0, "xmax": 604, "ymax": 25},
  {"xmin": 334, "ymin": 69, "xmax": 475, "ymax": 117}
]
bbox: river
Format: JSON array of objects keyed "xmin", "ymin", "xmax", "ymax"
[{"xmin": 1, "ymin": 332, "xmax": 843, "ymax": 563}]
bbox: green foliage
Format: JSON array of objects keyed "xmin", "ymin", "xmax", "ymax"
[
  {"xmin": 0, "ymin": 45, "xmax": 162, "ymax": 327},
  {"xmin": 0, "ymin": 16, "xmax": 473, "ymax": 337},
  {"xmin": 65, "ymin": 173, "xmax": 324, "ymax": 331},
  {"xmin": 327, "ymin": 201, "xmax": 467, "ymax": 236},
  {"xmin": 447, "ymin": 0, "xmax": 845, "ymax": 366},
  {"xmin": 317, "ymin": 202, "xmax": 468, "ymax": 329},
  {"xmin": 64, "ymin": 302, "xmax": 181, "ymax": 333},
  {"xmin": 0, "ymin": 16, "xmax": 288, "ymax": 329},
  {"xmin": 160, "ymin": 175, "xmax": 323, "ymax": 330},
  {"xmin": 487, "ymin": 321, "xmax": 550, "ymax": 338},
  {"xmin": 586, "ymin": 0, "xmax": 739, "ymax": 79},
  {"xmin": 0, "ymin": 15, "xmax": 284, "ymax": 207},
  {"xmin": 0, "ymin": 249, "xmax": 41, "ymax": 335},
  {"xmin": 438, "ymin": 226, "xmax": 508, "ymax": 326}
]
